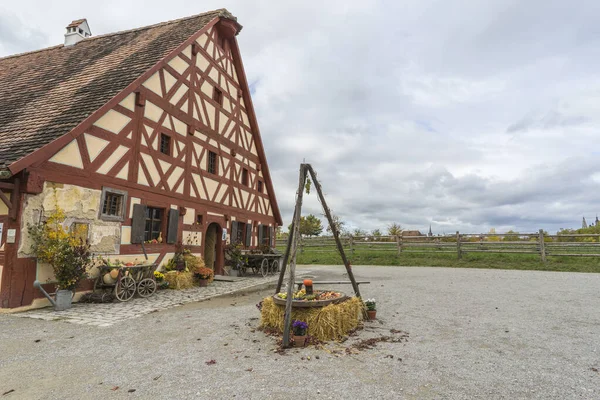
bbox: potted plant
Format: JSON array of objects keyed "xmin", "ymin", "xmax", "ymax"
[
  {"xmin": 291, "ymin": 320, "xmax": 308, "ymax": 347},
  {"xmin": 194, "ymin": 267, "xmax": 214, "ymax": 287},
  {"xmin": 365, "ymin": 298, "xmax": 377, "ymax": 320},
  {"xmin": 154, "ymin": 271, "xmax": 169, "ymax": 290},
  {"xmin": 28, "ymin": 208, "xmax": 92, "ymax": 311}
]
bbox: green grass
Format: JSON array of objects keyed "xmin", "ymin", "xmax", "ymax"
[{"xmin": 277, "ymin": 246, "xmax": 600, "ymax": 273}]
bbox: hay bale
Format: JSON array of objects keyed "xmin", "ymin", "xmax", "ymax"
[
  {"xmin": 164, "ymin": 271, "xmax": 195, "ymax": 290},
  {"xmin": 260, "ymin": 296, "xmax": 365, "ymax": 342}
]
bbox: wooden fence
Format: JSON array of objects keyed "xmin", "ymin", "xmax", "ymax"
[{"xmin": 278, "ymin": 230, "xmax": 600, "ymax": 262}]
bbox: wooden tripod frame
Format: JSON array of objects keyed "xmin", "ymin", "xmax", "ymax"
[{"xmin": 276, "ymin": 163, "xmax": 361, "ymax": 347}]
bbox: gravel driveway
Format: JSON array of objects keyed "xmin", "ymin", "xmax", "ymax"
[{"xmin": 0, "ymin": 265, "xmax": 599, "ymax": 399}]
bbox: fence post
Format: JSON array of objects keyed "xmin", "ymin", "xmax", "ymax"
[
  {"xmin": 456, "ymin": 231, "xmax": 462, "ymax": 259},
  {"xmin": 395, "ymin": 235, "xmax": 401, "ymax": 254},
  {"xmin": 539, "ymin": 229, "xmax": 546, "ymax": 262},
  {"xmin": 350, "ymin": 235, "xmax": 354, "ymax": 255}
]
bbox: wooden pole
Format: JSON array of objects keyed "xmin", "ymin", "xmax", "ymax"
[
  {"xmin": 306, "ymin": 165, "xmax": 361, "ymax": 297},
  {"xmin": 275, "ymin": 207, "xmax": 297, "ymax": 293},
  {"xmin": 350, "ymin": 235, "xmax": 354, "ymax": 255},
  {"xmin": 456, "ymin": 231, "xmax": 462, "ymax": 259},
  {"xmin": 396, "ymin": 235, "xmax": 401, "ymax": 255},
  {"xmin": 539, "ymin": 229, "xmax": 546, "ymax": 262},
  {"xmin": 282, "ymin": 164, "xmax": 308, "ymax": 348}
]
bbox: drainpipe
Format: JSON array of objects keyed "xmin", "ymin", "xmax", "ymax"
[{"xmin": 33, "ymin": 281, "xmax": 57, "ymax": 308}]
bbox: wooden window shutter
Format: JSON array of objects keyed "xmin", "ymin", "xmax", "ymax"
[
  {"xmin": 131, "ymin": 204, "xmax": 148, "ymax": 244},
  {"xmin": 231, "ymin": 221, "xmax": 238, "ymax": 244},
  {"xmin": 245, "ymin": 224, "xmax": 252, "ymax": 247},
  {"xmin": 258, "ymin": 224, "xmax": 264, "ymax": 245},
  {"xmin": 268, "ymin": 226, "xmax": 273, "ymax": 247},
  {"xmin": 166, "ymin": 209, "xmax": 180, "ymax": 244}
]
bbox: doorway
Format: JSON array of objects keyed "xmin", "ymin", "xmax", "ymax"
[{"xmin": 204, "ymin": 222, "xmax": 223, "ymax": 274}]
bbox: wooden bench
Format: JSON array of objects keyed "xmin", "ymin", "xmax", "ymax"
[{"xmin": 294, "ymin": 280, "xmax": 370, "ymax": 291}]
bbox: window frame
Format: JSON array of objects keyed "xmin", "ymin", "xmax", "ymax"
[
  {"xmin": 99, "ymin": 187, "xmax": 128, "ymax": 222},
  {"xmin": 257, "ymin": 180, "xmax": 263, "ymax": 193},
  {"xmin": 242, "ymin": 168, "xmax": 249, "ymax": 187},
  {"xmin": 207, "ymin": 151, "xmax": 218, "ymax": 175},
  {"xmin": 213, "ymin": 87, "xmax": 223, "ymax": 106},
  {"xmin": 160, "ymin": 133, "xmax": 172, "ymax": 156},
  {"xmin": 236, "ymin": 221, "xmax": 247, "ymax": 245},
  {"xmin": 144, "ymin": 206, "xmax": 165, "ymax": 242}
]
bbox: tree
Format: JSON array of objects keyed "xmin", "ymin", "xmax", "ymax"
[
  {"xmin": 326, "ymin": 214, "xmax": 345, "ymax": 236},
  {"xmin": 287, "ymin": 214, "xmax": 323, "ymax": 237},
  {"xmin": 387, "ymin": 223, "xmax": 402, "ymax": 236},
  {"xmin": 503, "ymin": 230, "xmax": 519, "ymax": 241},
  {"xmin": 371, "ymin": 229, "xmax": 382, "ymax": 237},
  {"xmin": 353, "ymin": 228, "xmax": 367, "ymax": 237}
]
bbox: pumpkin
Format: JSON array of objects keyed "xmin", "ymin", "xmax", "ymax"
[
  {"xmin": 303, "ymin": 279, "xmax": 313, "ymax": 286},
  {"xmin": 103, "ymin": 273, "xmax": 116, "ymax": 285},
  {"xmin": 109, "ymin": 269, "xmax": 119, "ymax": 280}
]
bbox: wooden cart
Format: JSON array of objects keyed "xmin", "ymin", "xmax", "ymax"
[
  {"xmin": 242, "ymin": 252, "xmax": 283, "ymax": 277},
  {"xmin": 94, "ymin": 264, "xmax": 158, "ymax": 302}
]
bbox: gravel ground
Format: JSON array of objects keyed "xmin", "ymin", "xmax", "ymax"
[{"xmin": 0, "ymin": 265, "xmax": 599, "ymax": 399}]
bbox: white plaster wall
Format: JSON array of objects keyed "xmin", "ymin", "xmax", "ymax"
[{"xmin": 18, "ymin": 182, "xmax": 123, "ymax": 282}]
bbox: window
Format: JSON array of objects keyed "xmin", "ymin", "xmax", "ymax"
[
  {"xmin": 213, "ymin": 87, "xmax": 223, "ymax": 106},
  {"xmin": 144, "ymin": 207, "xmax": 164, "ymax": 242},
  {"xmin": 257, "ymin": 180, "xmax": 263, "ymax": 193},
  {"xmin": 259, "ymin": 224, "xmax": 272, "ymax": 247},
  {"xmin": 236, "ymin": 222, "xmax": 246, "ymax": 244},
  {"xmin": 196, "ymin": 214, "xmax": 203, "ymax": 225},
  {"xmin": 207, "ymin": 151, "xmax": 218, "ymax": 174},
  {"xmin": 160, "ymin": 133, "xmax": 171, "ymax": 156},
  {"xmin": 242, "ymin": 168, "xmax": 249, "ymax": 186},
  {"xmin": 99, "ymin": 187, "xmax": 127, "ymax": 221}
]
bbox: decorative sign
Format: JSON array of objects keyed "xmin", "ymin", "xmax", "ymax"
[
  {"xmin": 6, "ymin": 229, "xmax": 16, "ymax": 244},
  {"xmin": 222, "ymin": 228, "xmax": 228, "ymax": 241}
]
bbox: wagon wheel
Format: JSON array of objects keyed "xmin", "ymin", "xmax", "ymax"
[
  {"xmin": 137, "ymin": 278, "xmax": 157, "ymax": 298},
  {"xmin": 270, "ymin": 259, "xmax": 280, "ymax": 275},
  {"xmin": 114, "ymin": 275, "xmax": 136, "ymax": 302},
  {"xmin": 260, "ymin": 258, "xmax": 269, "ymax": 277}
]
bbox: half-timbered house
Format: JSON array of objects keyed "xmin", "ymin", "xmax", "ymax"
[{"xmin": 0, "ymin": 9, "xmax": 282, "ymax": 309}]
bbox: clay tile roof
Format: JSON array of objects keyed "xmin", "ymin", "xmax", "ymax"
[
  {"xmin": 0, "ymin": 8, "xmax": 239, "ymax": 171},
  {"xmin": 67, "ymin": 19, "xmax": 87, "ymax": 28}
]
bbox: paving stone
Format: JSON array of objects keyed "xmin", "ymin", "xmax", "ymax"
[{"xmin": 15, "ymin": 273, "xmax": 297, "ymax": 328}]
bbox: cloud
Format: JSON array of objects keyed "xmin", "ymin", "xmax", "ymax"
[
  {"xmin": 2, "ymin": 0, "xmax": 600, "ymax": 235},
  {"xmin": 0, "ymin": 11, "xmax": 48, "ymax": 55}
]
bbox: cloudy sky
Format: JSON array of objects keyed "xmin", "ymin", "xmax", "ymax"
[{"xmin": 2, "ymin": 0, "xmax": 600, "ymax": 234}]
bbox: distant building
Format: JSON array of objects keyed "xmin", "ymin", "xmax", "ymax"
[{"xmin": 581, "ymin": 216, "xmax": 599, "ymax": 228}]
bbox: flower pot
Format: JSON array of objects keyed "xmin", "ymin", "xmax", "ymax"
[
  {"xmin": 198, "ymin": 278, "xmax": 209, "ymax": 287},
  {"xmin": 55, "ymin": 290, "xmax": 73, "ymax": 311},
  {"xmin": 367, "ymin": 310, "xmax": 377, "ymax": 320},
  {"xmin": 293, "ymin": 335, "xmax": 307, "ymax": 347}
]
